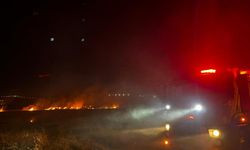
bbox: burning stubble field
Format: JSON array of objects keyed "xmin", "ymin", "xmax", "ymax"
[{"xmin": 0, "ymin": 109, "xmax": 218, "ymax": 150}]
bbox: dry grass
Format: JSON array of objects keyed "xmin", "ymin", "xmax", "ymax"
[{"xmin": 0, "ymin": 130, "xmax": 110, "ymax": 150}]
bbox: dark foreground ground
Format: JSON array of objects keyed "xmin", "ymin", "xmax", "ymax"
[{"xmin": 0, "ymin": 109, "xmax": 249, "ymax": 150}]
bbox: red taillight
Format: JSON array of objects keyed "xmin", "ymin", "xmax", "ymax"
[{"xmin": 240, "ymin": 117, "xmax": 246, "ymax": 123}]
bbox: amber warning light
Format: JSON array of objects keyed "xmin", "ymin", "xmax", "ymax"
[{"xmin": 200, "ymin": 69, "xmax": 216, "ymax": 74}]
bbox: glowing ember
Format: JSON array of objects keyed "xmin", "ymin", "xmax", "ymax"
[
  {"xmin": 44, "ymin": 106, "xmax": 83, "ymax": 111},
  {"xmin": 111, "ymin": 104, "xmax": 119, "ymax": 109},
  {"xmin": 0, "ymin": 107, "xmax": 4, "ymax": 112},
  {"xmin": 29, "ymin": 107, "xmax": 35, "ymax": 111}
]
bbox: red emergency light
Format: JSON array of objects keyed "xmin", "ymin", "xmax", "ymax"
[
  {"xmin": 200, "ymin": 69, "xmax": 216, "ymax": 74},
  {"xmin": 240, "ymin": 117, "xmax": 246, "ymax": 123},
  {"xmin": 240, "ymin": 70, "xmax": 250, "ymax": 75}
]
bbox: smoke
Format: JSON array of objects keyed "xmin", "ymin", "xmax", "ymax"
[{"xmin": 163, "ymin": 109, "xmax": 193, "ymax": 122}]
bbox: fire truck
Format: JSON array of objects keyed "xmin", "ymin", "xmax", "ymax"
[{"xmin": 163, "ymin": 68, "xmax": 250, "ymax": 149}]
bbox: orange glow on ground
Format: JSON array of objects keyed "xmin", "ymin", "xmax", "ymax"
[
  {"xmin": 164, "ymin": 140, "xmax": 169, "ymax": 145},
  {"xmin": 0, "ymin": 107, "xmax": 4, "ymax": 112}
]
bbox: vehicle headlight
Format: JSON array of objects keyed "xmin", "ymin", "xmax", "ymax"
[
  {"xmin": 208, "ymin": 129, "xmax": 221, "ymax": 138},
  {"xmin": 165, "ymin": 104, "xmax": 171, "ymax": 110},
  {"xmin": 165, "ymin": 123, "xmax": 170, "ymax": 131},
  {"xmin": 194, "ymin": 104, "xmax": 203, "ymax": 111}
]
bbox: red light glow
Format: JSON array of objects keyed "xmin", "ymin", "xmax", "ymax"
[
  {"xmin": 240, "ymin": 117, "xmax": 246, "ymax": 123},
  {"xmin": 187, "ymin": 115, "xmax": 195, "ymax": 120},
  {"xmin": 240, "ymin": 71, "xmax": 247, "ymax": 75},
  {"xmin": 240, "ymin": 70, "xmax": 250, "ymax": 75},
  {"xmin": 200, "ymin": 69, "xmax": 216, "ymax": 74}
]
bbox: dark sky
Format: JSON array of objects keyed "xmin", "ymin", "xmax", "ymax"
[{"xmin": 0, "ymin": 0, "xmax": 250, "ymax": 96}]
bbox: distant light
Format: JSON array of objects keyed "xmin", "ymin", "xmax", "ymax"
[
  {"xmin": 50, "ymin": 37, "xmax": 55, "ymax": 42},
  {"xmin": 32, "ymin": 11, "xmax": 39, "ymax": 16},
  {"xmin": 81, "ymin": 18, "xmax": 86, "ymax": 22},
  {"xmin": 30, "ymin": 119, "xmax": 34, "ymax": 123},
  {"xmin": 194, "ymin": 104, "xmax": 203, "ymax": 111},
  {"xmin": 81, "ymin": 38, "xmax": 85, "ymax": 42},
  {"xmin": 165, "ymin": 105, "xmax": 171, "ymax": 110},
  {"xmin": 200, "ymin": 69, "xmax": 216, "ymax": 74}
]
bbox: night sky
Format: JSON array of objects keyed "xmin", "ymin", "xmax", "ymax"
[{"xmin": 0, "ymin": 0, "xmax": 250, "ymax": 96}]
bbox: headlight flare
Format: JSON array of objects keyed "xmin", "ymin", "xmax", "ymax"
[
  {"xmin": 165, "ymin": 105, "xmax": 171, "ymax": 110},
  {"xmin": 208, "ymin": 129, "xmax": 221, "ymax": 138},
  {"xmin": 165, "ymin": 123, "xmax": 170, "ymax": 131},
  {"xmin": 193, "ymin": 104, "xmax": 203, "ymax": 111},
  {"xmin": 213, "ymin": 130, "xmax": 220, "ymax": 137}
]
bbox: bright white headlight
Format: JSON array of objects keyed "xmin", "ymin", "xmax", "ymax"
[
  {"xmin": 194, "ymin": 104, "xmax": 203, "ymax": 111},
  {"xmin": 213, "ymin": 130, "xmax": 220, "ymax": 137},
  {"xmin": 208, "ymin": 129, "xmax": 221, "ymax": 138},
  {"xmin": 165, "ymin": 123, "xmax": 170, "ymax": 131},
  {"xmin": 165, "ymin": 105, "xmax": 171, "ymax": 110}
]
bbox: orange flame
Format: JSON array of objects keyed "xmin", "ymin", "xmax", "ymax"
[
  {"xmin": 22, "ymin": 98, "xmax": 85, "ymax": 111},
  {"xmin": 21, "ymin": 94, "xmax": 120, "ymax": 111},
  {"xmin": 22, "ymin": 105, "xmax": 38, "ymax": 111}
]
